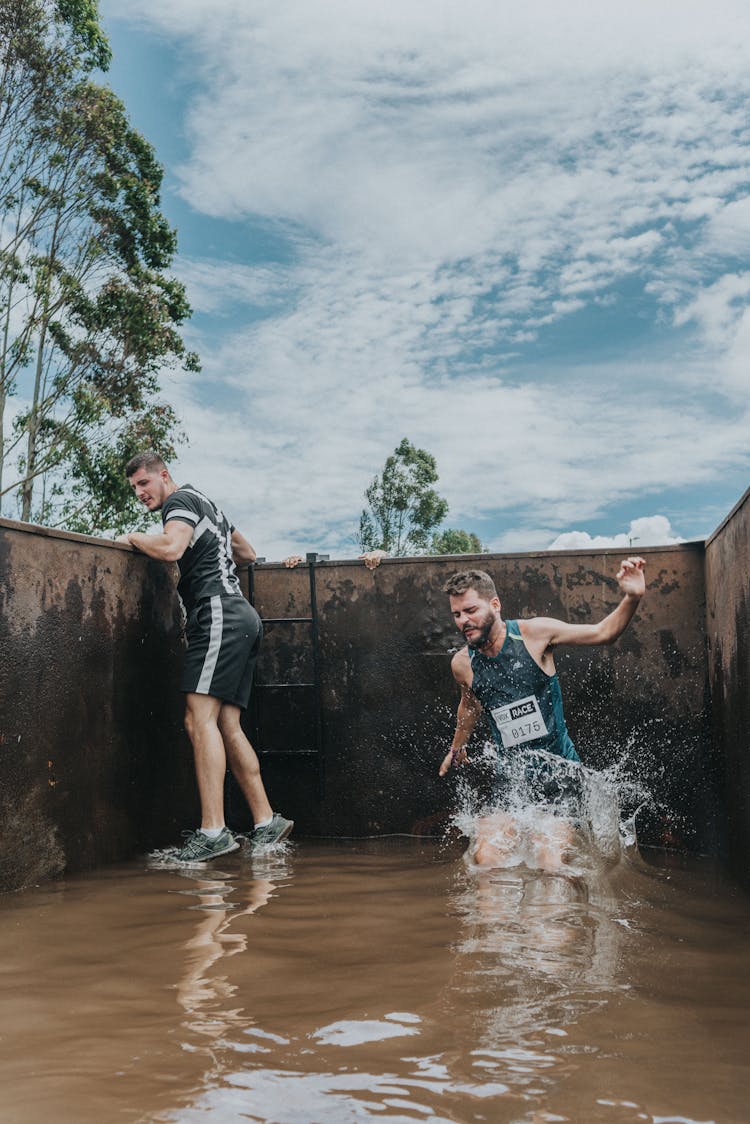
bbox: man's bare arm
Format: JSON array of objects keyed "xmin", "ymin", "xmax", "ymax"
[
  {"xmin": 524, "ymin": 556, "xmax": 646, "ymax": 650},
  {"xmin": 231, "ymin": 529, "xmax": 257, "ymax": 564},
  {"xmin": 117, "ymin": 521, "xmax": 193, "ymax": 562},
  {"xmin": 439, "ymin": 650, "xmax": 484, "ymax": 776}
]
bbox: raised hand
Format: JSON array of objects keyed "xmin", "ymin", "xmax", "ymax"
[{"xmin": 616, "ymin": 556, "xmax": 646, "ymax": 597}]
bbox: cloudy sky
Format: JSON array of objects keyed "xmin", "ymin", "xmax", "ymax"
[{"xmin": 99, "ymin": 0, "xmax": 750, "ymax": 559}]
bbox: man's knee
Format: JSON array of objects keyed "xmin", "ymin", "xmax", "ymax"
[
  {"xmin": 184, "ymin": 694, "xmax": 221, "ymax": 740},
  {"xmin": 471, "ymin": 813, "xmax": 518, "ymax": 867},
  {"xmin": 217, "ymin": 704, "xmax": 243, "ymax": 740},
  {"xmin": 184, "ymin": 707, "xmax": 196, "ymax": 740},
  {"xmin": 473, "ymin": 840, "xmax": 499, "ymax": 867}
]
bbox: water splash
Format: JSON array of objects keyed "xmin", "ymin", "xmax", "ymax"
[{"xmin": 449, "ymin": 738, "xmax": 655, "ymax": 871}]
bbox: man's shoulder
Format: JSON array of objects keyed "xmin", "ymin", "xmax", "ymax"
[
  {"xmin": 517, "ymin": 615, "xmax": 560, "ymax": 638},
  {"xmin": 516, "ymin": 615, "xmax": 569, "ymax": 655},
  {"xmin": 162, "ymin": 485, "xmax": 206, "ymax": 523},
  {"xmin": 450, "ymin": 645, "xmax": 472, "ymax": 679}
]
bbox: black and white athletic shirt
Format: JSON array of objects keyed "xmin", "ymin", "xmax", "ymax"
[{"xmin": 161, "ymin": 484, "xmax": 243, "ymax": 614}]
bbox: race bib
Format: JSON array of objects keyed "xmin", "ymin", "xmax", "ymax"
[{"xmin": 490, "ymin": 694, "xmax": 549, "ymax": 749}]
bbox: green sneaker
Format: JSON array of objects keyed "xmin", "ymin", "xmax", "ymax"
[
  {"xmin": 168, "ymin": 827, "xmax": 240, "ymax": 864},
  {"xmin": 249, "ymin": 814, "xmax": 294, "ymax": 849}
]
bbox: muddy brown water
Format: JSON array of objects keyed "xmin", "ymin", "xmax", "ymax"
[{"xmin": 0, "ymin": 838, "xmax": 748, "ymax": 1124}]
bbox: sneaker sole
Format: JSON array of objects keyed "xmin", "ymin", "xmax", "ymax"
[{"xmin": 165, "ymin": 839, "xmax": 241, "ymax": 866}]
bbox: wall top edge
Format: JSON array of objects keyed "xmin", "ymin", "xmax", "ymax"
[
  {"xmin": 0, "ymin": 515, "xmax": 706, "ymax": 562},
  {"xmin": 252, "ymin": 541, "xmax": 705, "ymax": 568},
  {"xmin": 705, "ymin": 483, "xmax": 750, "ymax": 547},
  {"xmin": 0, "ymin": 515, "xmax": 129, "ymax": 549}
]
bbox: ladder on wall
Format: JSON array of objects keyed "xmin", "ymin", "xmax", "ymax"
[{"xmin": 245, "ymin": 552, "xmax": 325, "ymax": 763}]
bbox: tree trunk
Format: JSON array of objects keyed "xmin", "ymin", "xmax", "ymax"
[{"xmin": 19, "ymin": 318, "xmax": 46, "ymax": 521}]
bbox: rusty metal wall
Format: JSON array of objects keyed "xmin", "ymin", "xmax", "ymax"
[
  {"xmin": 244, "ymin": 545, "xmax": 716, "ymax": 853},
  {"xmin": 0, "ymin": 514, "xmax": 732, "ymax": 892},
  {"xmin": 705, "ymin": 486, "xmax": 750, "ymax": 886},
  {"xmin": 0, "ymin": 518, "xmax": 196, "ymax": 892}
]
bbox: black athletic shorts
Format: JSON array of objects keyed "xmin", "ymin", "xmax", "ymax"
[
  {"xmin": 181, "ymin": 595, "xmax": 263, "ymax": 709},
  {"xmin": 493, "ymin": 747, "xmax": 585, "ymax": 821}
]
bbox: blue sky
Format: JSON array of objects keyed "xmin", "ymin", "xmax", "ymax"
[{"xmin": 99, "ymin": 0, "xmax": 750, "ymax": 559}]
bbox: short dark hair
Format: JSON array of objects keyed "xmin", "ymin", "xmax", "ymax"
[
  {"xmin": 125, "ymin": 450, "xmax": 167, "ymax": 478},
  {"xmin": 443, "ymin": 569, "xmax": 498, "ymax": 600}
]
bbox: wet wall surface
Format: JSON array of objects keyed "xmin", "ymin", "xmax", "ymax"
[
  {"xmin": 247, "ymin": 545, "xmax": 716, "ymax": 854},
  {"xmin": 0, "ymin": 520, "xmax": 727, "ymax": 891},
  {"xmin": 705, "ymin": 486, "xmax": 750, "ymax": 886},
  {"xmin": 0, "ymin": 519, "xmax": 195, "ymax": 892}
]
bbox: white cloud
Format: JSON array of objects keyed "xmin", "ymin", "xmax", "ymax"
[
  {"xmin": 99, "ymin": 0, "xmax": 750, "ymax": 554},
  {"xmin": 668, "ymin": 272, "xmax": 750, "ymax": 395},
  {"xmin": 702, "ymin": 196, "xmax": 750, "ymax": 256},
  {"xmin": 674, "ymin": 272, "xmax": 750, "ymax": 344},
  {"xmin": 106, "ymin": 0, "xmax": 750, "ymax": 369},
  {"xmin": 487, "ymin": 527, "xmax": 558, "ymax": 554},
  {"xmin": 164, "ymin": 262, "xmax": 748, "ymax": 558},
  {"xmin": 547, "ymin": 516, "xmax": 686, "ymax": 552},
  {"xmin": 175, "ymin": 259, "xmax": 298, "ymax": 316},
  {"xmin": 113, "ymin": 1, "xmax": 750, "ymax": 280}
]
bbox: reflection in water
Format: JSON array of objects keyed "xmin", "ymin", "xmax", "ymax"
[
  {"xmin": 312, "ymin": 1012, "xmax": 422, "ymax": 1046},
  {"xmin": 163, "ymin": 826, "xmax": 743, "ymax": 1124},
  {"xmin": 441, "ymin": 852, "xmax": 626, "ymax": 1108},
  {"xmin": 173, "ymin": 849, "xmax": 292, "ymax": 1046},
  {"xmin": 0, "ymin": 839, "xmax": 747, "ymax": 1124},
  {"xmin": 432, "ymin": 752, "xmax": 644, "ymax": 1109}
]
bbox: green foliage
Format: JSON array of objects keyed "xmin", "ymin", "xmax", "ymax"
[
  {"xmin": 358, "ymin": 437, "xmax": 449, "ymax": 556},
  {"xmin": 430, "ymin": 527, "xmax": 487, "ymax": 555},
  {"xmin": 0, "ymin": 1, "xmax": 196, "ymax": 532},
  {"xmin": 55, "ymin": 0, "xmax": 111, "ymax": 71},
  {"xmin": 56, "ymin": 406, "xmax": 183, "ymax": 535}
]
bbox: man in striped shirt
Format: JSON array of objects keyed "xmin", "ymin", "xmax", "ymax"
[{"xmin": 119, "ymin": 451, "xmax": 293, "ymax": 864}]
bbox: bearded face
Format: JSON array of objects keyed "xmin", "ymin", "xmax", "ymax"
[
  {"xmin": 461, "ymin": 602, "xmax": 497, "ymax": 649},
  {"xmin": 449, "ymin": 588, "xmax": 501, "ymax": 650}
]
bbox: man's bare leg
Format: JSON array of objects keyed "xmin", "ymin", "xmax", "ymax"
[
  {"xmin": 184, "ymin": 693, "xmax": 228, "ymax": 829},
  {"xmin": 218, "ymin": 703, "xmax": 273, "ymax": 826},
  {"xmin": 531, "ymin": 816, "xmax": 575, "ymax": 872},
  {"xmin": 472, "ymin": 812, "xmax": 519, "ymax": 867}
]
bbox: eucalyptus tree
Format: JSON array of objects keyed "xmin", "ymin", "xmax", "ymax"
[
  {"xmin": 358, "ymin": 438, "xmax": 489, "ymax": 557},
  {"xmin": 0, "ymin": 0, "xmax": 110, "ymax": 500},
  {"xmin": 430, "ymin": 528, "xmax": 486, "ymax": 555},
  {"xmin": 358, "ymin": 438, "xmax": 450, "ymax": 556},
  {"xmin": 0, "ymin": 0, "xmax": 196, "ymax": 532}
]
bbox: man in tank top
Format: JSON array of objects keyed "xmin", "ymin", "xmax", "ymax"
[
  {"xmin": 118, "ymin": 451, "xmax": 293, "ymax": 864},
  {"xmin": 439, "ymin": 560, "xmax": 646, "ymax": 869}
]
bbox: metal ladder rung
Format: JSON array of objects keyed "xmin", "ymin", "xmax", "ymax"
[
  {"xmin": 255, "ymin": 682, "xmax": 315, "ymax": 689},
  {"xmin": 246, "ymin": 557, "xmax": 325, "ymax": 779},
  {"xmin": 258, "ymin": 748, "xmax": 319, "ymax": 757},
  {"xmin": 262, "ymin": 617, "xmax": 313, "ymax": 624}
]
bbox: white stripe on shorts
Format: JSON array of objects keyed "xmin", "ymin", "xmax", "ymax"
[{"xmin": 197, "ymin": 595, "xmax": 223, "ymax": 693}]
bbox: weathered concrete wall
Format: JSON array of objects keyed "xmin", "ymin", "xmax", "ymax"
[
  {"xmin": 0, "ymin": 515, "xmax": 730, "ymax": 892},
  {"xmin": 0, "ymin": 518, "xmax": 196, "ymax": 892},
  {"xmin": 705, "ymin": 486, "xmax": 750, "ymax": 885},
  {"xmin": 246, "ymin": 545, "xmax": 715, "ymax": 852}
]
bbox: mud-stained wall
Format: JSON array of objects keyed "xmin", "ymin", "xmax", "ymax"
[
  {"xmin": 0, "ymin": 518, "xmax": 196, "ymax": 893},
  {"xmin": 247, "ymin": 545, "xmax": 715, "ymax": 853},
  {"xmin": 0, "ymin": 516, "xmax": 729, "ymax": 892},
  {"xmin": 705, "ymin": 486, "xmax": 750, "ymax": 886}
]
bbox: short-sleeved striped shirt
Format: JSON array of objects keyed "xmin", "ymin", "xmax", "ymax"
[{"xmin": 161, "ymin": 484, "xmax": 242, "ymax": 613}]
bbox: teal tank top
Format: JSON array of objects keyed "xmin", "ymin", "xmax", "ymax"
[{"xmin": 468, "ymin": 620, "xmax": 579, "ymax": 761}]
